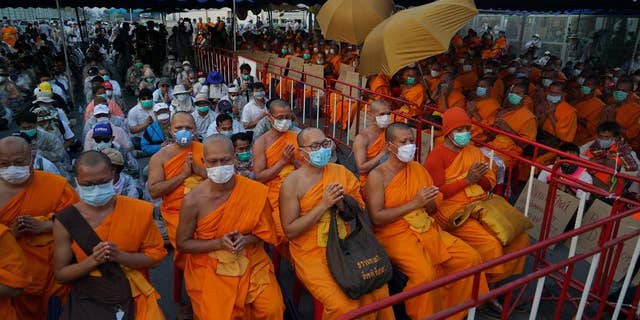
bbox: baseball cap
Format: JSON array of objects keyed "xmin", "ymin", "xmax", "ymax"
[
  {"xmin": 217, "ymin": 100, "xmax": 233, "ymax": 113},
  {"xmin": 153, "ymin": 102, "xmax": 170, "ymax": 113},
  {"xmin": 92, "ymin": 123, "xmax": 112, "ymax": 136},
  {"xmin": 93, "ymin": 104, "xmax": 110, "ymax": 116}
]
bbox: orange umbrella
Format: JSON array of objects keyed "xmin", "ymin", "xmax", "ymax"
[
  {"xmin": 317, "ymin": 0, "xmax": 395, "ymax": 45},
  {"xmin": 359, "ymin": 0, "xmax": 478, "ymax": 76}
]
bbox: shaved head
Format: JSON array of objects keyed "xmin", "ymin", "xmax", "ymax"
[
  {"xmin": 202, "ymin": 134, "xmax": 235, "ymax": 169},
  {"xmin": 385, "ymin": 122, "xmax": 412, "ymax": 142},
  {"xmin": 370, "ymin": 99, "xmax": 391, "ymax": 114},
  {"xmin": 75, "ymin": 150, "xmax": 112, "ymax": 175},
  {"xmin": 268, "ymin": 99, "xmax": 290, "ymax": 113},
  {"xmin": 0, "ymin": 136, "xmax": 31, "ymax": 161},
  {"xmin": 204, "ymin": 134, "xmax": 234, "ymax": 155},
  {"xmin": 171, "ymin": 111, "xmax": 195, "ymax": 127},
  {"xmin": 297, "ymin": 127, "xmax": 325, "ymax": 146}
]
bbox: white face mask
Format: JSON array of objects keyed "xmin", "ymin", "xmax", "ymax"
[
  {"xmin": 0, "ymin": 165, "xmax": 31, "ymax": 184},
  {"xmin": 207, "ymin": 165, "xmax": 234, "ymax": 184},
  {"xmin": 431, "ymin": 70, "xmax": 440, "ymax": 77},
  {"xmin": 375, "ymin": 114, "xmax": 391, "ymax": 128},
  {"xmin": 462, "ymin": 64, "xmax": 473, "ymax": 72},
  {"xmin": 198, "ymin": 78, "xmax": 206, "ymax": 84},
  {"xmin": 176, "ymin": 94, "xmax": 189, "ymax": 102},
  {"xmin": 157, "ymin": 113, "xmax": 170, "ymax": 121},
  {"xmin": 94, "ymin": 141, "xmax": 112, "ymax": 151},
  {"xmin": 394, "ymin": 144, "xmax": 416, "ymax": 163},
  {"xmin": 273, "ymin": 119, "xmax": 292, "ymax": 132},
  {"xmin": 105, "ymin": 90, "xmax": 113, "ymax": 97}
]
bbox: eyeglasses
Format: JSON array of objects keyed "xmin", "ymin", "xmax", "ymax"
[{"xmin": 300, "ymin": 138, "xmax": 332, "ymax": 151}]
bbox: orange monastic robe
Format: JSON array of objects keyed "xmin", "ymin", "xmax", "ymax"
[
  {"xmin": 0, "ymin": 224, "xmax": 30, "ymax": 320},
  {"xmin": 470, "ymin": 98, "xmax": 500, "ymax": 141},
  {"xmin": 456, "ymin": 72, "xmax": 478, "ymax": 93},
  {"xmin": 68, "ymin": 196, "xmax": 167, "ymax": 320},
  {"xmin": 488, "ymin": 106, "xmax": 537, "ymax": 165},
  {"xmin": 615, "ymin": 101, "xmax": 640, "ymax": 150},
  {"xmin": 358, "ymin": 131, "xmax": 385, "ymax": 189},
  {"xmin": 491, "ymin": 78, "xmax": 505, "ymax": 102},
  {"xmin": 161, "ymin": 143, "xmax": 205, "ymax": 267},
  {"xmin": 542, "ymin": 101, "xmax": 578, "ymax": 143},
  {"xmin": 374, "ymin": 161, "xmax": 488, "ymax": 320},
  {"xmin": 185, "ymin": 176, "xmax": 284, "ymax": 320},
  {"xmin": 397, "ymin": 84, "xmax": 426, "ymax": 119},
  {"xmin": 436, "ymin": 89, "xmax": 466, "ymax": 112},
  {"xmin": 264, "ymin": 131, "xmax": 299, "ymax": 244},
  {"xmin": 434, "ymin": 146, "xmax": 529, "ymax": 283},
  {"xmin": 574, "ymin": 96, "xmax": 605, "ymax": 145},
  {"xmin": 369, "ymin": 74, "xmax": 391, "ymax": 100},
  {"xmin": 292, "ymin": 164, "xmax": 393, "ymax": 319},
  {"xmin": 329, "ymin": 92, "xmax": 358, "ymax": 130},
  {"xmin": 0, "ymin": 171, "xmax": 78, "ymax": 319}
]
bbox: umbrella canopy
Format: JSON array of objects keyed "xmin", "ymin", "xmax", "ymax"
[
  {"xmin": 317, "ymin": 0, "xmax": 395, "ymax": 45},
  {"xmin": 359, "ymin": 0, "xmax": 478, "ymax": 76}
]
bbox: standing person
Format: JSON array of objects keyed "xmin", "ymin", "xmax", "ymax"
[
  {"xmin": 232, "ymin": 64, "xmax": 257, "ymax": 102},
  {"xmin": 0, "ymin": 136, "xmax": 78, "ymax": 319},
  {"xmin": 279, "ymin": 127, "xmax": 395, "ymax": 319},
  {"xmin": 53, "ymin": 151, "xmax": 167, "ymax": 319},
  {"xmin": 177, "ymin": 135, "xmax": 284, "ymax": 319}
]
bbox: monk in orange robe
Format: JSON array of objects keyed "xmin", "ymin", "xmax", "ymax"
[
  {"xmin": 280, "ymin": 128, "xmax": 394, "ymax": 319},
  {"xmin": 328, "ymin": 91, "xmax": 358, "ymax": 131},
  {"xmin": 424, "ymin": 108, "xmax": 529, "ymax": 284},
  {"xmin": 148, "ymin": 112, "xmax": 206, "ymax": 268},
  {"xmin": 603, "ymin": 79, "xmax": 640, "ymax": 151},
  {"xmin": 537, "ymin": 82, "xmax": 578, "ymax": 143},
  {"xmin": 53, "ymin": 151, "xmax": 167, "ymax": 320},
  {"xmin": 456, "ymin": 59, "xmax": 479, "ymax": 93},
  {"xmin": 254, "ymin": 99, "xmax": 302, "ymax": 245},
  {"xmin": 434, "ymin": 73, "xmax": 466, "ymax": 113},
  {"xmin": 0, "ymin": 223, "xmax": 30, "ymax": 320},
  {"xmin": 488, "ymin": 83, "xmax": 538, "ymax": 166},
  {"xmin": 396, "ymin": 68, "xmax": 426, "ymax": 119},
  {"xmin": 426, "ymin": 63, "xmax": 442, "ymax": 95},
  {"xmin": 178, "ymin": 135, "xmax": 284, "ymax": 320},
  {"xmin": 327, "ymin": 45, "xmax": 342, "ymax": 75},
  {"xmin": 368, "ymin": 74, "xmax": 391, "ymax": 100},
  {"xmin": 468, "ymin": 77, "xmax": 500, "ymax": 141},
  {"xmin": 367, "ymin": 122, "xmax": 488, "ymax": 320},
  {"xmin": 573, "ymin": 76, "xmax": 605, "ymax": 145},
  {"xmin": 354, "ymin": 99, "xmax": 391, "ymax": 190},
  {"xmin": 0, "ymin": 136, "xmax": 78, "ymax": 319}
]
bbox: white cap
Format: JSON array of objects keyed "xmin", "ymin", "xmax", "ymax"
[
  {"xmin": 93, "ymin": 104, "xmax": 110, "ymax": 115},
  {"xmin": 228, "ymin": 85, "xmax": 239, "ymax": 93},
  {"xmin": 32, "ymin": 91, "xmax": 55, "ymax": 104},
  {"xmin": 182, "ymin": 60, "xmax": 191, "ymax": 66},
  {"xmin": 173, "ymin": 84, "xmax": 190, "ymax": 95},
  {"xmin": 153, "ymin": 102, "xmax": 169, "ymax": 113}
]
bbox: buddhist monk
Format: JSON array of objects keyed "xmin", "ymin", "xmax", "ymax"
[
  {"xmin": 53, "ymin": 151, "xmax": 167, "ymax": 319},
  {"xmin": 280, "ymin": 127, "xmax": 394, "ymax": 319},
  {"xmin": 573, "ymin": 76, "xmax": 606, "ymax": 145},
  {"xmin": 177, "ymin": 135, "xmax": 284, "ymax": 320},
  {"xmin": 366, "ymin": 122, "xmax": 488, "ymax": 320},
  {"xmin": 253, "ymin": 99, "xmax": 302, "ymax": 245},
  {"xmin": 0, "ymin": 223, "xmax": 29, "ymax": 320},
  {"xmin": 0, "ymin": 136, "xmax": 78, "ymax": 319},
  {"xmin": 456, "ymin": 57, "xmax": 479, "ymax": 93},
  {"xmin": 434, "ymin": 72, "xmax": 466, "ymax": 113},
  {"xmin": 397, "ymin": 68, "xmax": 426, "ymax": 119},
  {"xmin": 353, "ymin": 99, "xmax": 391, "ymax": 190},
  {"xmin": 367, "ymin": 74, "xmax": 391, "ymax": 100},
  {"xmin": 148, "ymin": 112, "xmax": 205, "ymax": 268},
  {"xmin": 603, "ymin": 78, "xmax": 640, "ymax": 152},
  {"xmin": 424, "ymin": 108, "xmax": 529, "ymax": 285},
  {"xmin": 426, "ymin": 62, "xmax": 442, "ymax": 94},
  {"xmin": 536, "ymin": 81, "xmax": 578, "ymax": 144},
  {"xmin": 467, "ymin": 77, "xmax": 500, "ymax": 141}
]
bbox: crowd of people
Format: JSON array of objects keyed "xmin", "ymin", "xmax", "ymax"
[{"xmin": 0, "ymin": 11, "xmax": 639, "ymax": 320}]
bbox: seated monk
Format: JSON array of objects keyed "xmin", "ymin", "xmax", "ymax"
[
  {"xmin": 0, "ymin": 223, "xmax": 30, "ymax": 320},
  {"xmin": 0, "ymin": 136, "xmax": 78, "ymax": 319},
  {"xmin": 426, "ymin": 63, "xmax": 442, "ymax": 94},
  {"xmin": 367, "ymin": 74, "xmax": 391, "ymax": 101},
  {"xmin": 467, "ymin": 77, "xmax": 500, "ymax": 141},
  {"xmin": 148, "ymin": 112, "xmax": 206, "ymax": 269},
  {"xmin": 280, "ymin": 128, "xmax": 394, "ymax": 319},
  {"xmin": 434, "ymin": 72, "xmax": 466, "ymax": 114},
  {"xmin": 536, "ymin": 81, "xmax": 578, "ymax": 145},
  {"xmin": 177, "ymin": 135, "xmax": 284, "ymax": 319},
  {"xmin": 424, "ymin": 108, "xmax": 529, "ymax": 284},
  {"xmin": 366, "ymin": 122, "xmax": 488, "ymax": 320},
  {"xmin": 602, "ymin": 78, "xmax": 640, "ymax": 152},
  {"xmin": 53, "ymin": 151, "xmax": 167, "ymax": 319},
  {"xmin": 396, "ymin": 68, "xmax": 426, "ymax": 120},
  {"xmin": 328, "ymin": 91, "xmax": 358, "ymax": 131},
  {"xmin": 253, "ymin": 99, "xmax": 302, "ymax": 245},
  {"xmin": 353, "ymin": 99, "xmax": 391, "ymax": 190},
  {"xmin": 456, "ymin": 58, "xmax": 478, "ymax": 93},
  {"xmin": 573, "ymin": 76, "xmax": 605, "ymax": 145},
  {"xmin": 487, "ymin": 82, "xmax": 538, "ymax": 166}
]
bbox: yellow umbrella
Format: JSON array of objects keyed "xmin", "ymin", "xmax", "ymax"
[
  {"xmin": 317, "ymin": 0, "xmax": 395, "ymax": 45},
  {"xmin": 359, "ymin": 0, "xmax": 478, "ymax": 76}
]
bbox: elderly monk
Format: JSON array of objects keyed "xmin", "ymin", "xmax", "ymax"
[
  {"xmin": 573, "ymin": 76, "xmax": 605, "ymax": 145},
  {"xmin": 396, "ymin": 68, "xmax": 426, "ymax": 119},
  {"xmin": 280, "ymin": 128, "xmax": 394, "ymax": 319},
  {"xmin": 0, "ymin": 223, "xmax": 29, "ymax": 320},
  {"xmin": 424, "ymin": 108, "xmax": 529, "ymax": 284},
  {"xmin": 253, "ymin": 99, "xmax": 302, "ymax": 245},
  {"xmin": 53, "ymin": 151, "xmax": 167, "ymax": 319},
  {"xmin": 603, "ymin": 78, "xmax": 640, "ymax": 152},
  {"xmin": 366, "ymin": 122, "xmax": 488, "ymax": 320},
  {"xmin": 536, "ymin": 81, "xmax": 578, "ymax": 144},
  {"xmin": 148, "ymin": 112, "xmax": 206, "ymax": 268},
  {"xmin": 487, "ymin": 82, "xmax": 538, "ymax": 166},
  {"xmin": 0, "ymin": 136, "xmax": 78, "ymax": 319},
  {"xmin": 353, "ymin": 99, "xmax": 391, "ymax": 190},
  {"xmin": 177, "ymin": 135, "xmax": 284, "ymax": 320}
]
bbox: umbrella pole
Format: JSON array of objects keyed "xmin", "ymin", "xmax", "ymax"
[
  {"xmin": 56, "ymin": 0, "xmax": 77, "ymax": 107},
  {"xmin": 416, "ymin": 63, "xmax": 434, "ymax": 103},
  {"xmin": 74, "ymin": 7, "xmax": 86, "ymax": 48}
]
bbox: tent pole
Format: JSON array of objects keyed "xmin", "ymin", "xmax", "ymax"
[
  {"xmin": 56, "ymin": 0, "xmax": 77, "ymax": 107},
  {"xmin": 232, "ymin": 0, "xmax": 237, "ymax": 53}
]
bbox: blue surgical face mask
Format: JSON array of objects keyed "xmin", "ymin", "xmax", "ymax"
[
  {"xmin": 406, "ymin": 77, "xmax": 416, "ymax": 85},
  {"xmin": 307, "ymin": 147, "xmax": 332, "ymax": 167},
  {"xmin": 174, "ymin": 129, "xmax": 193, "ymax": 147},
  {"xmin": 580, "ymin": 86, "xmax": 593, "ymax": 96},
  {"xmin": 516, "ymin": 73, "xmax": 528, "ymax": 79},
  {"xmin": 77, "ymin": 181, "xmax": 115, "ymax": 207},
  {"xmin": 542, "ymin": 78, "xmax": 553, "ymax": 88},
  {"xmin": 597, "ymin": 138, "xmax": 615, "ymax": 149},
  {"xmin": 220, "ymin": 130, "xmax": 233, "ymax": 137},
  {"xmin": 476, "ymin": 86, "xmax": 487, "ymax": 97},
  {"xmin": 613, "ymin": 90, "xmax": 629, "ymax": 103},
  {"xmin": 508, "ymin": 93, "xmax": 523, "ymax": 105},
  {"xmin": 546, "ymin": 94, "xmax": 561, "ymax": 104},
  {"xmin": 452, "ymin": 131, "xmax": 471, "ymax": 147}
]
